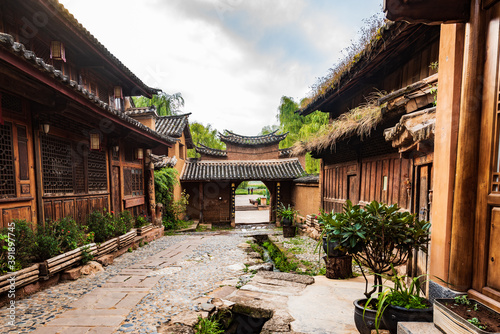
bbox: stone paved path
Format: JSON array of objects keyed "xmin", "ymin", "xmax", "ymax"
[{"xmin": 0, "ymin": 231, "xmax": 257, "ymax": 334}]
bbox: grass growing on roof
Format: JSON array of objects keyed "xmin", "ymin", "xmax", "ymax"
[{"xmin": 293, "ymin": 95, "xmax": 384, "ymax": 155}]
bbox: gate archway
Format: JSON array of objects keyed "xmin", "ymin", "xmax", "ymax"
[{"xmin": 180, "ymin": 131, "xmax": 305, "ymax": 226}]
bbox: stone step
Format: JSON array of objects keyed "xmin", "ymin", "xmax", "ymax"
[{"xmin": 397, "ymin": 322, "xmax": 442, "ymax": 334}]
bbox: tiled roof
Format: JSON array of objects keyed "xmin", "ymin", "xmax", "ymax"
[
  {"xmin": 150, "ymin": 154, "xmax": 177, "ymax": 169},
  {"xmin": 195, "ymin": 143, "xmax": 227, "ymax": 157},
  {"xmin": 181, "ymin": 158, "xmax": 305, "ymax": 181},
  {"xmin": 293, "ymin": 174, "xmax": 319, "ymax": 184},
  {"xmin": 279, "ymin": 148, "xmax": 293, "ymax": 157},
  {"xmin": 219, "ymin": 130, "xmax": 288, "ymax": 146},
  {"xmin": 384, "ymin": 107, "xmax": 436, "ymax": 150},
  {"xmin": 156, "ymin": 113, "xmax": 191, "ymax": 138},
  {"xmin": 47, "ymin": 0, "xmax": 159, "ymax": 96},
  {"xmin": 0, "ymin": 33, "xmax": 177, "ymax": 145}
]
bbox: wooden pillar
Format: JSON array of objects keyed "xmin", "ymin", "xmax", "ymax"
[
  {"xmin": 449, "ymin": 0, "xmax": 486, "ymax": 292},
  {"xmin": 430, "ymin": 23, "xmax": 465, "ymax": 287},
  {"xmin": 231, "ymin": 182, "xmax": 236, "ymax": 227},
  {"xmin": 146, "ymin": 161, "xmax": 156, "ymax": 224},
  {"xmin": 473, "ymin": 4, "xmax": 500, "ymax": 293},
  {"xmin": 199, "ymin": 182, "xmax": 204, "ymax": 223}
]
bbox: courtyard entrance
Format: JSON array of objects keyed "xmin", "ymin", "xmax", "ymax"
[{"xmin": 235, "ymin": 181, "xmax": 271, "ymax": 225}]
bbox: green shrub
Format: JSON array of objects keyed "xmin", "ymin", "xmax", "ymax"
[
  {"xmin": 53, "ymin": 217, "xmax": 89, "ymax": 251},
  {"xmin": 119, "ymin": 211, "xmax": 134, "ymax": 232},
  {"xmin": 33, "ymin": 222, "xmax": 61, "ymax": 262},
  {"xmin": 0, "ymin": 220, "xmax": 36, "ymax": 270},
  {"xmin": 135, "ymin": 215, "xmax": 149, "ymax": 228},
  {"xmin": 87, "ymin": 210, "xmax": 115, "ymax": 243}
]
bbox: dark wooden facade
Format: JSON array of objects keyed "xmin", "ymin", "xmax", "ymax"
[
  {"xmin": 183, "ymin": 132, "xmax": 303, "ymax": 225},
  {"xmin": 298, "ymin": 22, "xmax": 440, "ymax": 283},
  {"xmin": 385, "ymin": 0, "xmax": 500, "ymax": 311},
  {"xmin": 0, "ymin": 0, "xmax": 174, "ymax": 227}
]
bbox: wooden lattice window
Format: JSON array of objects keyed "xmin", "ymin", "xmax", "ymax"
[
  {"xmin": 123, "ymin": 168, "xmax": 143, "ymax": 197},
  {"xmin": 0, "ymin": 122, "xmax": 15, "ymax": 198},
  {"xmin": 41, "ymin": 135, "xmax": 74, "ymax": 194},
  {"xmin": 1, "ymin": 92, "xmax": 23, "ymax": 115},
  {"xmin": 88, "ymin": 150, "xmax": 107, "ymax": 191}
]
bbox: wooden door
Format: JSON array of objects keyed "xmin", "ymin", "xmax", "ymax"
[
  {"xmin": 412, "ymin": 163, "xmax": 432, "ymax": 277},
  {"xmin": 111, "ymin": 166, "xmax": 121, "ymax": 213}
]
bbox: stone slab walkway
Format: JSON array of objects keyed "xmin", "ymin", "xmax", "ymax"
[
  {"xmin": 0, "ymin": 231, "xmax": 254, "ymax": 334},
  {"xmin": 30, "ymin": 237, "xmax": 206, "ymax": 334}
]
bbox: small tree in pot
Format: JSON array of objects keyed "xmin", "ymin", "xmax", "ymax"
[
  {"xmin": 327, "ymin": 200, "xmax": 431, "ymax": 334},
  {"xmin": 276, "ymin": 203, "xmax": 298, "ymax": 226}
]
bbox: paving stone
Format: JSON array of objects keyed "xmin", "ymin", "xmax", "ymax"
[{"xmin": 48, "ymin": 315, "xmax": 124, "ymax": 327}]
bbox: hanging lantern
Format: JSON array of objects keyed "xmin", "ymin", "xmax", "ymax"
[
  {"xmin": 40, "ymin": 123, "xmax": 50, "ymax": 134},
  {"xmin": 50, "ymin": 41, "xmax": 66, "ymax": 62},
  {"xmin": 135, "ymin": 148, "xmax": 144, "ymax": 160},
  {"xmin": 114, "ymin": 86, "xmax": 123, "ymax": 99},
  {"xmin": 90, "ymin": 132, "xmax": 101, "ymax": 150}
]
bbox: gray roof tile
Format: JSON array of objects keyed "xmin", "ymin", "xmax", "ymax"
[
  {"xmin": 219, "ymin": 130, "xmax": 288, "ymax": 146},
  {"xmin": 181, "ymin": 158, "xmax": 305, "ymax": 181},
  {"xmin": 195, "ymin": 143, "xmax": 227, "ymax": 157}
]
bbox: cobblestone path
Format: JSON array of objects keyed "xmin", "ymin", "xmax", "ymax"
[{"xmin": 0, "ymin": 231, "xmax": 256, "ymax": 334}]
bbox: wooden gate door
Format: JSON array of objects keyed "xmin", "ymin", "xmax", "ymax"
[
  {"xmin": 412, "ymin": 163, "xmax": 432, "ymax": 277},
  {"xmin": 111, "ymin": 166, "xmax": 121, "ymax": 213}
]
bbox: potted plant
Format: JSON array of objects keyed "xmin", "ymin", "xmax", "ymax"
[
  {"xmin": 327, "ymin": 200, "xmax": 431, "ymax": 334},
  {"xmin": 369, "ymin": 267, "xmax": 433, "ymax": 334},
  {"xmin": 434, "ymin": 296, "xmax": 500, "ymax": 333},
  {"xmin": 316, "ymin": 210, "xmax": 346, "ymax": 257},
  {"xmin": 276, "ymin": 203, "xmax": 298, "ymax": 237}
]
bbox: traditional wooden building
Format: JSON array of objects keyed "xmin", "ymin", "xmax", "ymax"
[
  {"xmin": 125, "ymin": 107, "xmax": 194, "ymax": 201},
  {"xmin": 0, "ymin": 0, "xmax": 177, "ymax": 227},
  {"xmin": 385, "ymin": 0, "xmax": 500, "ymax": 311},
  {"xmin": 296, "ymin": 22, "xmax": 440, "ymax": 277},
  {"xmin": 182, "ymin": 131, "xmax": 305, "ymax": 225}
]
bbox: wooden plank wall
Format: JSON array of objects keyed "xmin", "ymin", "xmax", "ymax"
[
  {"xmin": 43, "ymin": 195, "xmax": 109, "ymax": 224},
  {"xmin": 322, "ymin": 155, "xmax": 412, "ymax": 213}
]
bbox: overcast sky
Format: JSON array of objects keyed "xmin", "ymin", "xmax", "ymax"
[{"xmin": 59, "ymin": 0, "xmax": 382, "ymax": 135}]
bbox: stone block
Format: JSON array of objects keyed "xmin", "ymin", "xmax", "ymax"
[
  {"xmin": 200, "ymin": 302, "xmax": 215, "ymax": 312},
  {"xmin": 96, "ymin": 254, "xmax": 114, "ymax": 266},
  {"xmin": 81, "ymin": 261, "xmax": 104, "ymax": 275},
  {"xmin": 22, "ymin": 281, "xmax": 41, "ymax": 295},
  {"xmin": 61, "ymin": 266, "xmax": 82, "ymax": 281}
]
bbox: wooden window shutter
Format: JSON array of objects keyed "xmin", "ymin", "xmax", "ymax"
[{"xmin": 50, "ymin": 41, "xmax": 66, "ymax": 62}]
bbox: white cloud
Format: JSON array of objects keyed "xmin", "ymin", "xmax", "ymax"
[{"xmin": 59, "ymin": 0, "xmax": 382, "ymax": 135}]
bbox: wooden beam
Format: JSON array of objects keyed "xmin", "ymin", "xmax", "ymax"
[
  {"xmin": 449, "ymin": 0, "xmax": 486, "ymax": 292},
  {"xmin": 384, "ymin": 0, "xmax": 471, "ymax": 24}
]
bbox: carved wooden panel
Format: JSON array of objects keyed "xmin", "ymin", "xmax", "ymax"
[
  {"xmin": 75, "ymin": 198, "xmax": 88, "ymax": 224},
  {"xmin": 1, "ymin": 206, "xmax": 31, "ymax": 228},
  {"xmin": 488, "ymin": 208, "xmax": 500, "ymax": 291}
]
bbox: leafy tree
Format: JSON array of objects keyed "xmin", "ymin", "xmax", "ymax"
[
  {"xmin": 259, "ymin": 125, "xmax": 279, "ymax": 135},
  {"xmin": 188, "ymin": 122, "xmax": 226, "ymax": 158},
  {"xmin": 132, "ymin": 92, "xmax": 184, "ymax": 116},
  {"xmin": 275, "ymin": 96, "xmax": 329, "ymax": 174}
]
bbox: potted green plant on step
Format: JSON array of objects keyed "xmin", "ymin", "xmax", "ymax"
[
  {"xmin": 276, "ymin": 203, "xmax": 298, "ymax": 237},
  {"xmin": 326, "ymin": 200, "xmax": 431, "ymax": 334},
  {"xmin": 369, "ymin": 267, "xmax": 433, "ymax": 334}
]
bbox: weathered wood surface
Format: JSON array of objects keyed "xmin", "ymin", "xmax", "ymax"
[
  {"xmin": 136, "ymin": 224, "xmax": 153, "ymax": 236},
  {"xmin": 97, "ymin": 238, "xmax": 118, "ymax": 256},
  {"xmin": 118, "ymin": 230, "xmax": 137, "ymax": 249},
  {"xmin": 41, "ymin": 244, "xmax": 97, "ymax": 276},
  {"xmin": 449, "ymin": 0, "xmax": 486, "ymax": 292},
  {"xmin": 0, "ymin": 264, "xmax": 39, "ymax": 293},
  {"xmin": 324, "ymin": 255, "xmax": 352, "ymax": 279}
]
